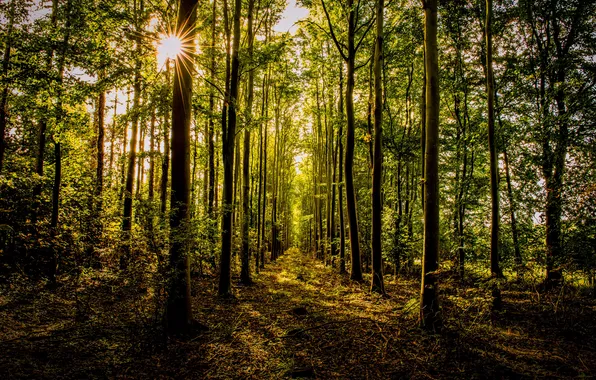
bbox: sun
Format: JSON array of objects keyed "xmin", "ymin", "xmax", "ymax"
[{"xmin": 157, "ymin": 34, "xmax": 183, "ymax": 68}]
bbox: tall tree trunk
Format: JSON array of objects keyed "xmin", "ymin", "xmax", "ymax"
[
  {"xmin": 207, "ymin": 0, "xmax": 217, "ymax": 216},
  {"xmin": 486, "ymin": 0, "xmax": 501, "ymax": 284},
  {"xmin": 240, "ymin": 0, "xmax": 255, "ymax": 285},
  {"xmin": 256, "ymin": 74, "xmax": 266, "ymax": 273},
  {"xmin": 420, "ymin": 0, "xmax": 441, "ymax": 332},
  {"xmin": 136, "ymin": 103, "xmax": 145, "ymax": 198},
  {"xmin": 338, "ymin": 64, "xmax": 346, "ymax": 275},
  {"xmin": 420, "ymin": 47, "xmax": 426, "ymax": 210},
  {"xmin": 219, "ymin": 0, "xmax": 242, "ymax": 297},
  {"xmin": 0, "ymin": 0, "xmax": 15, "ymax": 173},
  {"xmin": 34, "ymin": 0, "xmax": 59, "ymax": 200},
  {"xmin": 148, "ymin": 106, "xmax": 156, "ymax": 200},
  {"xmin": 119, "ymin": 88, "xmax": 131, "ymax": 202},
  {"xmin": 108, "ymin": 91, "xmax": 117, "ymax": 185},
  {"xmin": 371, "ymin": 0, "xmax": 385, "ymax": 294},
  {"xmin": 345, "ymin": 0, "xmax": 362, "ymax": 281},
  {"xmin": 160, "ymin": 60, "xmax": 171, "ymax": 219},
  {"xmin": 122, "ymin": 0, "xmax": 144, "ymax": 245},
  {"xmin": 261, "ymin": 66, "xmax": 269, "ymax": 268},
  {"xmin": 95, "ymin": 78, "xmax": 106, "ymax": 219},
  {"xmin": 166, "ymin": 0, "xmax": 197, "ymax": 334}
]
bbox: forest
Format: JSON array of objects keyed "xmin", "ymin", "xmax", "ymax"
[{"xmin": 0, "ymin": 0, "xmax": 595, "ymax": 378}]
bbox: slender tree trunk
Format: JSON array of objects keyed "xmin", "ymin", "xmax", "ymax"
[
  {"xmin": 50, "ymin": 0, "xmax": 71, "ymax": 227},
  {"xmin": 345, "ymin": 0, "xmax": 362, "ymax": 281},
  {"xmin": 420, "ymin": 0, "xmax": 441, "ymax": 332},
  {"xmin": 108, "ymin": 91, "xmax": 117, "ymax": 186},
  {"xmin": 420, "ymin": 47, "xmax": 426, "ymax": 210},
  {"xmin": 190, "ymin": 120, "xmax": 199, "ymax": 216},
  {"xmin": 160, "ymin": 60, "xmax": 171, "ymax": 219},
  {"xmin": 503, "ymin": 143, "xmax": 521, "ymax": 265},
  {"xmin": 240, "ymin": 0, "xmax": 255, "ymax": 285},
  {"xmin": 148, "ymin": 106, "xmax": 156, "ymax": 200},
  {"xmin": 371, "ymin": 0, "xmax": 385, "ymax": 294},
  {"xmin": 207, "ymin": 0, "xmax": 217, "ymax": 216},
  {"xmin": 122, "ymin": 0, "xmax": 144, "ymax": 245},
  {"xmin": 119, "ymin": 88, "xmax": 130, "ymax": 202},
  {"xmin": 338, "ymin": 65, "xmax": 346, "ymax": 275},
  {"xmin": 34, "ymin": 0, "xmax": 59, "ymax": 201},
  {"xmin": 256, "ymin": 74, "xmax": 266, "ymax": 273},
  {"xmin": 219, "ymin": 0, "xmax": 242, "ymax": 297},
  {"xmin": 136, "ymin": 104, "xmax": 145, "ymax": 198},
  {"xmin": 261, "ymin": 67, "xmax": 269, "ymax": 268},
  {"xmin": 95, "ymin": 77, "xmax": 106, "ymax": 227},
  {"xmin": 0, "ymin": 0, "xmax": 15, "ymax": 173},
  {"xmin": 166, "ymin": 0, "xmax": 197, "ymax": 334},
  {"xmin": 486, "ymin": 0, "xmax": 501, "ymax": 284}
]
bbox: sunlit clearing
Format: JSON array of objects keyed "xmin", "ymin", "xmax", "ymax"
[{"xmin": 157, "ymin": 34, "xmax": 182, "ymax": 68}]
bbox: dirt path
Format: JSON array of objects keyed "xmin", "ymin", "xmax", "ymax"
[{"xmin": 186, "ymin": 248, "xmax": 419, "ymax": 379}]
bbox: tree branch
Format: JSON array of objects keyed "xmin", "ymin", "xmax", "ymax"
[{"xmin": 320, "ymin": 0, "xmax": 348, "ymax": 61}]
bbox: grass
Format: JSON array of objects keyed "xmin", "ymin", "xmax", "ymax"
[{"xmin": 0, "ymin": 248, "xmax": 595, "ymax": 378}]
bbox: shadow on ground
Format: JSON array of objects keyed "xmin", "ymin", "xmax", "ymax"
[{"xmin": 1, "ymin": 249, "xmax": 595, "ymax": 378}]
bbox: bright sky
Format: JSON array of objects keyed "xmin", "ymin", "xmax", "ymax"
[{"xmin": 273, "ymin": 0, "xmax": 309, "ymax": 34}]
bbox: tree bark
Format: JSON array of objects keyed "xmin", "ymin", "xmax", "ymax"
[
  {"xmin": 34, "ymin": 0, "xmax": 59, "ymax": 201},
  {"xmin": 338, "ymin": 64, "xmax": 346, "ymax": 275},
  {"xmin": 345, "ymin": 0, "xmax": 362, "ymax": 281},
  {"xmin": 420, "ymin": 0, "xmax": 441, "ymax": 332},
  {"xmin": 122, "ymin": 0, "xmax": 144, "ymax": 241},
  {"xmin": 166, "ymin": 0, "xmax": 197, "ymax": 334},
  {"xmin": 240, "ymin": 0, "xmax": 255, "ymax": 285},
  {"xmin": 160, "ymin": 60, "xmax": 171, "ymax": 219},
  {"xmin": 219, "ymin": 0, "xmax": 242, "ymax": 297},
  {"xmin": 0, "ymin": 0, "xmax": 15, "ymax": 173},
  {"xmin": 371, "ymin": 0, "xmax": 385, "ymax": 294},
  {"xmin": 486, "ymin": 0, "xmax": 501, "ymax": 282}
]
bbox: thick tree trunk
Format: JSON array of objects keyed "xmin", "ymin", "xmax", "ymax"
[
  {"xmin": 166, "ymin": 0, "xmax": 197, "ymax": 334},
  {"xmin": 420, "ymin": 0, "xmax": 441, "ymax": 332}
]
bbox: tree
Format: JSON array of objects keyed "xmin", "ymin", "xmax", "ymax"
[
  {"xmin": 166, "ymin": 0, "xmax": 197, "ymax": 333},
  {"xmin": 370, "ymin": 0, "xmax": 385, "ymax": 294},
  {"xmin": 320, "ymin": 0, "xmax": 375, "ymax": 282},
  {"xmin": 240, "ymin": 0, "xmax": 255, "ymax": 285},
  {"xmin": 121, "ymin": 0, "xmax": 145, "ymax": 267},
  {"xmin": 219, "ymin": 0, "xmax": 242, "ymax": 297},
  {"xmin": 0, "ymin": 0, "xmax": 16, "ymax": 173},
  {"xmin": 486, "ymin": 0, "xmax": 502, "ymax": 308},
  {"xmin": 420, "ymin": 0, "xmax": 441, "ymax": 331}
]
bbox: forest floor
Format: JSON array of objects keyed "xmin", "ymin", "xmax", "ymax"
[{"xmin": 1, "ymin": 248, "xmax": 596, "ymax": 379}]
